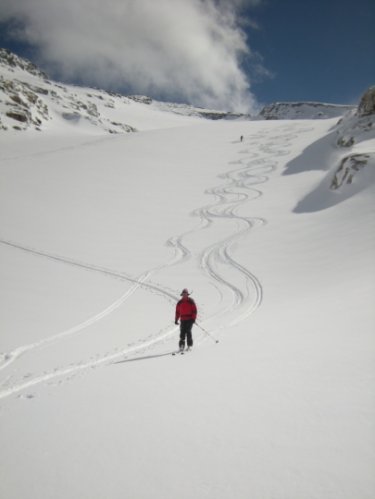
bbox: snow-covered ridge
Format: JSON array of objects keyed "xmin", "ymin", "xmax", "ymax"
[
  {"xmin": 0, "ymin": 48, "xmax": 48, "ymax": 80},
  {"xmin": 259, "ymin": 101, "xmax": 355, "ymax": 120},
  {"xmin": 127, "ymin": 94, "xmax": 251, "ymax": 119},
  {"xmin": 0, "ymin": 48, "xmax": 140, "ymax": 133},
  {"xmin": 0, "ymin": 48, "xmax": 363, "ymax": 134},
  {"xmin": 0, "ymin": 48, "xmax": 251, "ymax": 133},
  {"xmin": 150, "ymin": 98, "xmax": 252, "ymax": 120}
]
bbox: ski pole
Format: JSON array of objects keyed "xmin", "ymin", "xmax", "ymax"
[{"xmin": 195, "ymin": 322, "xmax": 219, "ymax": 343}]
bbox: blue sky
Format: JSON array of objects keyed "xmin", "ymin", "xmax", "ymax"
[
  {"xmin": 246, "ymin": 0, "xmax": 375, "ymax": 105},
  {"xmin": 0, "ymin": 0, "xmax": 374, "ymax": 110}
]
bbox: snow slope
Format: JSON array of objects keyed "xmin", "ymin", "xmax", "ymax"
[{"xmin": 0, "ymin": 89, "xmax": 374, "ymax": 498}]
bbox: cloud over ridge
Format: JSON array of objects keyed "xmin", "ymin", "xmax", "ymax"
[{"xmin": 0, "ymin": 0, "xmax": 260, "ymax": 112}]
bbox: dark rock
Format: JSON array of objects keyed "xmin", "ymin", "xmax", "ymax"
[
  {"xmin": 6, "ymin": 111, "xmax": 28, "ymax": 122},
  {"xmin": 357, "ymin": 86, "xmax": 375, "ymax": 117}
]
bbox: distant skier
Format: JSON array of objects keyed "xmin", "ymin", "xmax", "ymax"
[
  {"xmin": 240, "ymin": 135, "xmax": 244, "ymax": 142},
  {"xmin": 175, "ymin": 288, "xmax": 197, "ymax": 352}
]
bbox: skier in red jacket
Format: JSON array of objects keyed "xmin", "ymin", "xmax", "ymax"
[{"xmin": 175, "ymin": 288, "xmax": 197, "ymax": 352}]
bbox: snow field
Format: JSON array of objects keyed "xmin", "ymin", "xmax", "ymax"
[{"xmin": 0, "ymin": 114, "xmax": 374, "ymax": 499}]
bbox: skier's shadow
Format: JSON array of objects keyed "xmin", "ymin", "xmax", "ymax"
[{"xmin": 112, "ymin": 351, "xmax": 174, "ymax": 365}]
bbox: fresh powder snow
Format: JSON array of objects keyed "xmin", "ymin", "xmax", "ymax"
[{"xmin": 0, "ymin": 57, "xmax": 374, "ymax": 499}]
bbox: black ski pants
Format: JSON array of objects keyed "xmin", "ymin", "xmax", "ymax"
[{"xmin": 179, "ymin": 319, "xmax": 194, "ymax": 348}]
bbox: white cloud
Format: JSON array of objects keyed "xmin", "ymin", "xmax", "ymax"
[{"xmin": 0, "ymin": 0, "xmax": 263, "ymax": 112}]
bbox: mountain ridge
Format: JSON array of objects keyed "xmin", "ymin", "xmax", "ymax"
[
  {"xmin": 0, "ymin": 48, "xmax": 366, "ymax": 134},
  {"xmin": 258, "ymin": 100, "xmax": 355, "ymax": 120}
]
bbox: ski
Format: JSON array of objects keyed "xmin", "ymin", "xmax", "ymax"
[{"xmin": 172, "ymin": 348, "xmax": 192, "ymax": 356}]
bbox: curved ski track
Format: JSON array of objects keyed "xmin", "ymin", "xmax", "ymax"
[{"xmin": 0, "ymin": 123, "xmax": 307, "ymax": 400}]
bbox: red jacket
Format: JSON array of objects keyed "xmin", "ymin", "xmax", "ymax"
[{"xmin": 175, "ymin": 297, "xmax": 197, "ymax": 322}]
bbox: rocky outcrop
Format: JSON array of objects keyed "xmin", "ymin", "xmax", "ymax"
[
  {"xmin": 357, "ymin": 86, "xmax": 375, "ymax": 117},
  {"xmin": 0, "ymin": 48, "xmax": 137, "ymax": 133},
  {"xmin": 0, "ymin": 48, "xmax": 48, "ymax": 79},
  {"xmin": 0, "ymin": 76, "xmax": 49, "ymax": 130},
  {"xmin": 335, "ymin": 87, "xmax": 375, "ymax": 149},
  {"xmin": 331, "ymin": 154, "xmax": 370, "ymax": 190},
  {"xmin": 128, "ymin": 95, "xmax": 153, "ymax": 105},
  {"xmin": 331, "ymin": 86, "xmax": 375, "ymax": 191}
]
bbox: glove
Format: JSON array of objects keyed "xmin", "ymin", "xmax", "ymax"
[{"xmin": 175, "ymin": 320, "xmax": 179, "ymax": 325}]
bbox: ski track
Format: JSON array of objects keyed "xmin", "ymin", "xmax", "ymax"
[
  {"xmin": 0, "ymin": 135, "xmax": 116, "ymax": 163},
  {"xmin": 0, "ymin": 267, "xmax": 152, "ymax": 372},
  {"xmin": 0, "ymin": 123, "xmax": 308, "ymax": 400}
]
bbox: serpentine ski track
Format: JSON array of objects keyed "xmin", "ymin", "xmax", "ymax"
[{"xmin": 0, "ymin": 122, "xmax": 305, "ymax": 400}]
